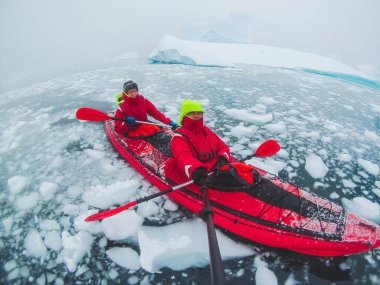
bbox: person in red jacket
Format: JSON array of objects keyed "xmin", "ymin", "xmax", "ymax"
[
  {"xmin": 114, "ymin": 80, "xmax": 179, "ymax": 136},
  {"xmin": 170, "ymin": 100, "xmax": 232, "ymax": 186}
]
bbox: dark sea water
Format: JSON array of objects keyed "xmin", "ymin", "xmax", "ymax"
[{"xmin": 0, "ymin": 63, "xmax": 380, "ymax": 284}]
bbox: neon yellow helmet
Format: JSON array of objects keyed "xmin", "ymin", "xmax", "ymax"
[
  {"xmin": 116, "ymin": 93, "xmax": 124, "ymax": 106},
  {"xmin": 179, "ymin": 100, "xmax": 204, "ymax": 124}
]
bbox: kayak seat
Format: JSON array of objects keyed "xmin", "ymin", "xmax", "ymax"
[
  {"xmin": 207, "ymin": 166, "xmax": 262, "ymax": 192},
  {"xmin": 124, "ymin": 130, "xmax": 173, "ymax": 157}
]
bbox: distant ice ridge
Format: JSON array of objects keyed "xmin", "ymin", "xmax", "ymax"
[
  {"xmin": 148, "ymin": 12, "xmax": 379, "ymax": 86},
  {"xmin": 149, "ymin": 35, "xmax": 368, "ymax": 77}
]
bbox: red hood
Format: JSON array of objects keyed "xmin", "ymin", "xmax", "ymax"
[
  {"xmin": 181, "ymin": 116, "xmax": 204, "ymax": 133},
  {"xmin": 122, "ymin": 93, "xmax": 143, "ymax": 106}
]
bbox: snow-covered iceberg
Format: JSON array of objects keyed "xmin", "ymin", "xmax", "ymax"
[{"xmin": 149, "ymin": 35, "xmax": 365, "ymax": 76}]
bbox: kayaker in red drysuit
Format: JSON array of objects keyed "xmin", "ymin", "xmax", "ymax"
[
  {"xmin": 166, "ymin": 100, "xmax": 232, "ymax": 185},
  {"xmin": 114, "ymin": 80, "xmax": 179, "ymax": 136}
]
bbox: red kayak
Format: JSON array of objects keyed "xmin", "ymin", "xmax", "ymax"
[{"xmin": 105, "ymin": 119, "xmax": 380, "ymax": 257}]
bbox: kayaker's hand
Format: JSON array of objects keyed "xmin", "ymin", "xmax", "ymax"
[
  {"xmin": 125, "ymin": 116, "xmax": 136, "ymax": 126},
  {"xmin": 214, "ymin": 156, "xmax": 228, "ymax": 170},
  {"xmin": 192, "ymin": 167, "xmax": 208, "ymax": 186},
  {"xmin": 169, "ymin": 120, "xmax": 179, "ymax": 130}
]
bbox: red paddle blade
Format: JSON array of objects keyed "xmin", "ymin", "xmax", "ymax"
[
  {"xmin": 85, "ymin": 201, "xmax": 137, "ymax": 222},
  {"xmin": 76, "ymin": 108, "xmax": 111, "ymax": 121},
  {"xmin": 255, "ymin": 139, "xmax": 281, "ymax": 157}
]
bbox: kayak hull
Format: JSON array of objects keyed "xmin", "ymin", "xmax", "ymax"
[{"xmin": 105, "ymin": 120, "xmax": 380, "ymax": 256}]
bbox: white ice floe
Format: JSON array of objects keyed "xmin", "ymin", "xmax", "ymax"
[
  {"xmin": 305, "ymin": 154, "xmax": 329, "ymax": 179},
  {"xmin": 342, "ymin": 179, "xmax": 357, "ymax": 188},
  {"xmin": 16, "ymin": 192, "xmax": 39, "ymax": 210},
  {"xmin": 101, "ymin": 210, "xmax": 143, "ymax": 241},
  {"xmin": 337, "ymin": 153, "xmax": 352, "ymax": 162},
  {"xmin": 342, "ymin": 197, "xmax": 380, "ymax": 223},
  {"xmin": 138, "ymin": 219, "xmax": 255, "ymax": 272},
  {"xmin": 7, "ymin": 175, "xmax": 31, "ymax": 195},
  {"xmin": 254, "ymin": 256, "xmax": 278, "ymax": 285},
  {"xmin": 59, "ymin": 231, "xmax": 94, "ymax": 272},
  {"xmin": 230, "ymin": 125, "xmax": 258, "ymax": 138},
  {"xmin": 136, "ymin": 200, "xmax": 160, "ymax": 218},
  {"xmin": 82, "ymin": 180, "xmax": 140, "ymax": 209},
  {"xmin": 39, "ymin": 182, "xmax": 59, "ymax": 201},
  {"xmin": 24, "ymin": 229, "xmax": 47, "ymax": 259},
  {"xmin": 357, "ymin": 158, "xmax": 379, "ymax": 176},
  {"xmin": 39, "ymin": 219, "xmax": 60, "ymax": 231},
  {"xmin": 44, "ymin": 230, "xmax": 62, "ymax": 251},
  {"xmin": 224, "ymin": 109, "xmax": 273, "ymax": 125},
  {"xmin": 106, "ymin": 247, "xmax": 141, "ymax": 270}
]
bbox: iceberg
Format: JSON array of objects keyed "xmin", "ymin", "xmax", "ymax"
[{"xmin": 149, "ymin": 35, "xmax": 367, "ymax": 78}]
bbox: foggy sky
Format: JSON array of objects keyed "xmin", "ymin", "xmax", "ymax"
[{"xmin": 1, "ymin": 0, "xmax": 380, "ymax": 87}]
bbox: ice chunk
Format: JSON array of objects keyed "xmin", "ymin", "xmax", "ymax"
[
  {"xmin": 342, "ymin": 197, "xmax": 380, "ymax": 223},
  {"xmin": 254, "ymin": 256, "xmax": 278, "ymax": 285},
  {"xmin": 357, "ymin": 159, "xmax": 379, "ymax": 176},
  {"xmin": 101, "ymin": 210, "xmax": 143, "ymax": 240},
  {"xmin": 342, "ymin": 179, "xmax": 357, "ymax": 188},
  {"xmin": 74, "ymin": 210, "xmax": 102, "ymax": 234},
  {"xmin": 8, "ymin": 175, "xmax": 31, "ymax": 194},
  {"xmin": 2, "ymin": 216, "xmax": 13, "ymax": 234},
  {"xmin": 24, "ymin": 229, "xmax": 47, "ymax": 259},
  {"xmin": 16, "ymin": 192, "xmax": 39, "ymax": 210},
  {"xmin": 106, "ymin": 247, "xmax": 141, "ymax": 270},
  {"xmin": 263, "ymin": 122, "xmax": 287, "ymax": 134},
  {"xmin": 137, "ymin": 201, "xmax": 160, "ymax": 218},
  {"xmin": 256, "ymin": 267, "xmax": 278, "ymax": 285},
  {"xmin": 82, "ymin": 180, "xmax": 140, "ymax": 209},
  {"xmin": 44, "ymin": 230, "xmax": 62, "ymax": 251},
  {"xmin": 337, "ymin": 153, "xmax": 352, "ymax": 162},
  {"xmin": 305, "ymin": 154, "xmax": 328, "ymax": 179},
  {"xmin": 40, "ymin": 219, "xmax": 60, "ymax": 231},
  {"xmin": 60, "ymin": 231, "xmax": 94, "ymax": 272},
  {"xmin": 230, "ymin": 125, "xmax": 258, "ymax": 138},
  {"xmin": 138, "ymin": 219, "xmax": 254, "ymax": 272},
  {"xmin": 39, "ymin": 182, "xmax": 59, "ymax": 201},
  {"xmin": 163, "ymin": 199, "xmax": 179, "ymax": 211},
  {"xmin": 225, "ymin": 109, "xmax": 273, "ymax": 125}
]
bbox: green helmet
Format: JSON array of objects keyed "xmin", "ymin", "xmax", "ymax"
[
  {"xmin": 179, "ymin": 100, "xmax": 204, "ymax": 124},
  {"xmin": 116, "ymin": 93, "xmax": 124, "ymax": 105}
]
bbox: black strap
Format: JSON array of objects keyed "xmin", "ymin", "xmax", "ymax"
[{"xmin": 177, "ymin": 132, "xmax": 215, "ymax": 163}]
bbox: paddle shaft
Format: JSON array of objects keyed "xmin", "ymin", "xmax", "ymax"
[
  {"xmin": 199, "ymin": 185, "xmax": 226, "ymax": 285},
  {"xmin": 110, "ymin": 116, "xmax": 168, "ymax": 127},
  {"xmin": 85, "ymin": 179, "xmax": 195, "ymax": 222},
  {"xmin": 76, "ymin": 108, "xmax": 169, "ymax": 127}
]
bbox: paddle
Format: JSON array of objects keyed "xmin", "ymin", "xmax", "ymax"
[
  {"xmin": 242, "ymin": 139, "xmax": 280, "ymax": 160},
  {"xmin": 76, "ymin": 107, "xmax": 169, "ymax": 127},
  {"xmin": 85, "ymin": 179, "xmax": 195, "ymax": 222},
  {"xmin": 199, "ymin": 185, "xmax": 226, "ymax": 285},
  {"xmin": 84, "ymin": 139, "xmax": 281, "ymax": 222}
]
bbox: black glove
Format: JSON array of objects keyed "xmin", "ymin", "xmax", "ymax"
[
  {"xmin": 214, "ymin": 156, "xmax": 228, "ymax": 169},
  {"xmin": 192, "ymin": 167, "xmax": 208, "ymax": 186}
]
